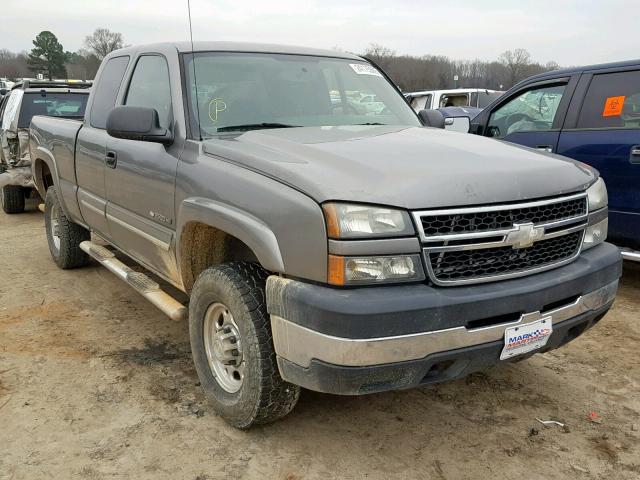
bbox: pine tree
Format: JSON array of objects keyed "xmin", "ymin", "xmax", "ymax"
[{"xmin": 27, "ymin": 31, "xmax": 67, "ymax": 80}]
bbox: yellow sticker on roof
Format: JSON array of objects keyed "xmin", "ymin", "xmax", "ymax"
[{"xmin": 602, "ymin": 96, "xmax": 625, "ymax": 117}]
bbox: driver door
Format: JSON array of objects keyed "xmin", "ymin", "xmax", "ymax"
[{"xmin": 482, "ymin": 80, "xmax": 573, "ymax": 153}]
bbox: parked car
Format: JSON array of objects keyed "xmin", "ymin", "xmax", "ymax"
[
  {"xmin": 357, "ymin": 93, "xmax": 387, "ymax": 114},
  {"xmin": 29, "ymin": 42, "xmax": 621, "ymax": 428},
  {"xmin": 469, "ymin": 60, "xmax": 640, "ymax": 259},
  {"xmin": 0, "ymin": 80, "xmax": 91, "ymax": 213},
  {"xmin": 406, "ymin": 88, "xmax": 504, "ymax": 112},
  {"xmin": 0, "ymin": 79, "xmax": 15, "ymax": 98}
]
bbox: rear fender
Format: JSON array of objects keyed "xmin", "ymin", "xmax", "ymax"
[{"xmin": 31, "ymin": 146, "xmax": 74, "ymax": 219}]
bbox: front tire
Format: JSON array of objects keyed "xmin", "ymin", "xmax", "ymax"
[
  {"xmin": 189, "ymin": 262, "xmax": 300, "ymax": 428},
  {"xmin": 44, "ymin": 187, "xmax": 90, "ymax": 269},
  {"xmin": 1, "ymin": 185, "xmax": 25, "ymax": 214}
]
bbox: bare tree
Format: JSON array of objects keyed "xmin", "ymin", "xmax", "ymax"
[
  {"xmin": 499, "ymin": 48, "xmax": 532, "ymax": 87},
  {"xmin": 84, "ymin": 28, "xmax": 125, "ymax": 61},
  {"xmin": 364, "ymin": 43, "xmax": 397, "ymax": 70},
  {"xmin": 0, "ymin": 49, "xmax": 30, "ymax": 79}
]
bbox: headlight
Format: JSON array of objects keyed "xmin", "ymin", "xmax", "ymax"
[
  {"xmin": 323, "ymin": 203, "xmax": 414, "ymax": 238},
  {"xmin": 328, "ymin": 254, "xmax": 425, "ymax": 285},
  {"xmin": 583, "ymin": 178, "xmax": 608, "ymax": 250},
  {"xmin": 583, "ymin": 218, "xmax": 608, "ymax": 251},
  {"xmin": 587, "ymin": 177, "xmax": 608, "ymax": 211}
]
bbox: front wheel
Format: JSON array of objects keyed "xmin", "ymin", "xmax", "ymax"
[
  {"xmin": 189, "ymin": 262, "xmax": 300, "ymax": 428},
  {"xmin": 44, "ymin": 187, "xmax": 90, "ymax": 269}
]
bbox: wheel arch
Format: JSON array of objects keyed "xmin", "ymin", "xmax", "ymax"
[{"xmin": 177, "ymin": 197, "xmax": 285, "ymax": 292}]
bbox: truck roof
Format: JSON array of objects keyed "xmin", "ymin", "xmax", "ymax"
[
  {"xmin": 405, "ymin": 88, "xmax": 498, "ymax": 97},
  {"xmin": 108, "ymin": 41, "xmax": 363, "ymax": 61},
  {"xmin": 515, "ymin": 58, "xmax": 640, "ymax": 85}
]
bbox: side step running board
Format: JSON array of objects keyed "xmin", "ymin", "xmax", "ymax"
[
  {"xmin": 621, "ymin": 248, "xmax": 640, "ymax": 262},
  {"xmin": 80, "ymin": 241, "xmax": 187, "ymax": 321}
]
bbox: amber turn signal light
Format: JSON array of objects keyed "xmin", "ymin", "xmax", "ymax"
[
  {"xmin": 327, "ymin": 254, "xmax": 345, "ymax": 286},
  {"xmin": 322, "ymin": 203, "xmax": 341, "ymax": 238}
]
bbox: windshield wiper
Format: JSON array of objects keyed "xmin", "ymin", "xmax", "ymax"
[
  {"xmin": 216, "ymin": 123, "xmax": 300, "ymax": 133},
  {"xmin": 355, "ymin": 122, "xmax": 387, "ymax": 126}
]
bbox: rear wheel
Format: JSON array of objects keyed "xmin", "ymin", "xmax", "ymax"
[
  {"xmin": 44, "ymin": 187, "xmax": 90, "ymax": 269},
  {"xmin": 1, "ymin": 185, "xmax": 25, "ymax": 214},
  {"xmin": 189, "ymin": 262, "xmax": 300, "ymax": 428}
]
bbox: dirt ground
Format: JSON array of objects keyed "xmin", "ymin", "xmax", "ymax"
[{"xmin": 1, "ymin": 202, "xmax": 639, "ymax": 480}]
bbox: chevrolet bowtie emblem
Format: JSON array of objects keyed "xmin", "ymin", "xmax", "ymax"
[{"xmin": 505, "ymin": 222, "xmax": 545, "ymax": 249}]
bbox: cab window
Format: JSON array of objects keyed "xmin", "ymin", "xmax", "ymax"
[
  {"xmin": 90, "ymin": 55, "xmax": 130, "ymax": 129},
  {"xmin": 125, "ymin": 55, "xmax": 172, "ymax": 129},
  {"xmin": 440, "ymin": 93, "xmax": 469, "ymax": 108},
  {"xmin": 487, "ymin": 84, "xmax": 566, "ymax": 138},
  {"xmin": 410, "ymin": 94, "xmax": 431, "ymax": 110},
  {"xmin": 576, "ymin": 70, "xmax": 640, "ymax": 130}
]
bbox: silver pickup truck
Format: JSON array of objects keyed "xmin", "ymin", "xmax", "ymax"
[{"xmin": 29, "ymin": 42, "xmax": 622, "ymax": 428}]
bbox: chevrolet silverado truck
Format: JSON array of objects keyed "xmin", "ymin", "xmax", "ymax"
[{"xmin": 29, "ymin": 42, "xmax": 622, "ymax": 428}]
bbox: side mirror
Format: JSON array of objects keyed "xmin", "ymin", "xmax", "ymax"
[
  {"xmin": 106, "ymin": 106, "xmax": 173, "ymax": 144},
  {"xmin": 418, "ymin": 109, "xmax": 445, "ymax": 129},
  {"xmin": 444, "ymin": 116, "xmax": 471, "ymax": 133},
  {"xmin": 0, "ymin": 88, "xmax": 7, "ymax": 96}
]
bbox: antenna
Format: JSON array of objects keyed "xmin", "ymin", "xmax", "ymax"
[{"xmin": 187, "ymin": 0, "xmax": 202, "ymax": 140}]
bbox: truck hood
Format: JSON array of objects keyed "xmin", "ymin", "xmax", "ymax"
[{"xmin": 202, "ymin": 125, "xmax": 595, "ymax": 209}]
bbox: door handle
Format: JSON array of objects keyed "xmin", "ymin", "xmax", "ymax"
[
  {"xmin": 631, "ymin": 146, "xmax": 640, "ymax": 164},
  {"xmin": 536, "ymin": 145, "xmax": 553, "ymax": 153},
  {"xmin": 105, "ymin": 150, "xmax": 117, "ymax": 168}
]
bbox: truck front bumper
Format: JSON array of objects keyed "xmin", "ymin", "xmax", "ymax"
[{"xmin": 266, "ymin": 243, "xmax": 622, "ymax": 395}]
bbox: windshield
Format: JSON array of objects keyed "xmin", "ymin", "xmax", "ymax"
[
  {"xmin": 183, "ymin": 52, "xmax": 420, "ymax": 137},
  {"xmin": 17, "ymin": 92, "xmax": 89, "ymax": 128}
]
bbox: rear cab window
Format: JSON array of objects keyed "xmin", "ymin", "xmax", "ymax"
[
  {"xmin": 577, "ymin": 70, "xmax": 640, "ymax": 129},
  {"xmin": 17, "ymin": 92, "xmax": 88, "ymax": 128}
]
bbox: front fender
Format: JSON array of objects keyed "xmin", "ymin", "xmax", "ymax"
[{"xmin": 177, "ymin": 197, "xmax": 285, "ymax": 273}]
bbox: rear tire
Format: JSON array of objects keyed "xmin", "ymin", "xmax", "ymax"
[
  {"xmin": 1, "ymin": 185, "xmax": 25, "ymax": 214},
  {"xmin": 189, "ymin": 262, "xmax": 300, "ymax": 428},
  {"xmin": 44, "ymin": 187, "xmax": 90, "ymax": 269}
]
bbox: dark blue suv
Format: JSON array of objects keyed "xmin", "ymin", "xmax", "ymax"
[{"xmin": 470, "ymin": 60, "xmax": 640, "ymax": 258}]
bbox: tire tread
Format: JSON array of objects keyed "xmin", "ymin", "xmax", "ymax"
[
  {"xmin": 190, "ymin": 262, "xmax": 300, "ymax": 428},
  {"xmin": 45, "ymin": 187, "xmax": 90, "ymax": 269},
  {"xmin": 1, "ymin": 185, "xmax": 25, "ymax": 214}
]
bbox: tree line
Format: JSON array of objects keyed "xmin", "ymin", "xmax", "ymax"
[
  {"xmin": 1, "ymin": 31, "xmax": 560, "ymax": 92},
  {"xmin": 363, "ymin": 44, "xmax": 560, "ymax": 92},
  {"xmin": 0, "ymin": 28, "xmax": 125, "ymax": 81}
]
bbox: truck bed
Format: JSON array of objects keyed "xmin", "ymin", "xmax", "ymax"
[{"xmin": 29, "ymin": 115, "xmax": 83, "ymax": 194}]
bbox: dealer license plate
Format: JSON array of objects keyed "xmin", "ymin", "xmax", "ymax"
[{"xmin": 500, "ymin": 317, "xmax": 553, "ymax": 360}]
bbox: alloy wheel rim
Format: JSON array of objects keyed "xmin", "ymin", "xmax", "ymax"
[
  {"xmin": 203, "ymin": 302, "xmax": 245, "ymax": 393},
  {"xmin": 50, "ymin": 203, "xmax": 61, "ymax": 251}
]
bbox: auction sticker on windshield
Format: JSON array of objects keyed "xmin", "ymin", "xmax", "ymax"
[
  {"xmin": 500, "ymin": 317, "xmax": 553, "ymax": 360},
  {"xmin": 350, "ymin": 64, "xmax": 383, "ymax": 77}
]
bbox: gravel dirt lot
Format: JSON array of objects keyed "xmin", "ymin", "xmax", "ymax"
[{"xmin": 1, "ymin": 202, "xmax": 639, "ymax": 480}]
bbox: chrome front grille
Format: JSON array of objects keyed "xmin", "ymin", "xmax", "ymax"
[
  {"xmin": 420, "ymin": 196, "xmax": 586, "ymax": 236},
  {"xmin": 413, "ymin": 193, "xmax": 588, "ymax": 286}
]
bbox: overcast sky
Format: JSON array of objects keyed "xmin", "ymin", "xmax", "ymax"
[{"xmin": 2, "ymin": 0, "xmax": 637, "ymax": 65}]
